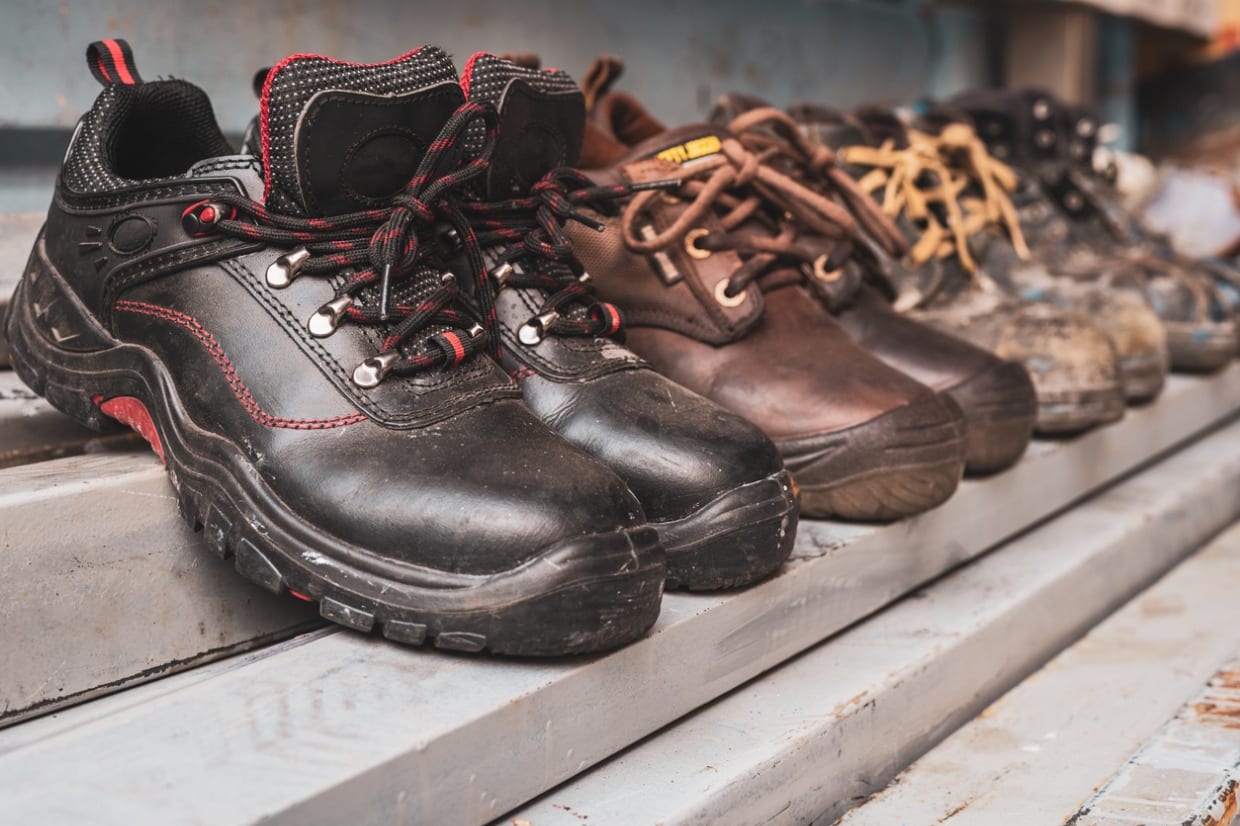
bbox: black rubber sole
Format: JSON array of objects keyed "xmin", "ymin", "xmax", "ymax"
[
  {"xmin": 944, "ymin": 359, "xmax": 1037, "ymax": 476},
  {"xmin": 777, "ymin": 394, "xmax": 966, "ymax": 522},
  {"xmin": 6, "ymin": 242, "xmax": 666, "ymax": 657},
  {"xmin": 652, "ymin": 469, "xmax": 798, "ymax": 591},
  {"xmin": 1166, "ymin": 321, "xmax": 1237, "ymax": 373}
]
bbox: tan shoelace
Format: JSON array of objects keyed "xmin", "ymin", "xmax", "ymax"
[{"xmin": 840, "ymin": 123, "xmax": 1031, "ymax": 275}]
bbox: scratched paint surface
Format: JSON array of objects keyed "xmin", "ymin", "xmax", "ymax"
[{"xmin": 1068, "ymin": 663, "xmax": 1240, "ymax": 826}]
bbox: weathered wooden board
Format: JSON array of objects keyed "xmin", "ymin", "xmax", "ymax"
[
  {"xmin": 837, "ymin": 521, "xmax": 1240, "ymax": 826},
  {"xmin": 0, "ymin": 370, "xmax": 1236, "ymax": 826},
  {"xmin": 0, "ymin": 213, "xmax": 41, "ymax": 368},
  {"xmin": 0, "ymin": 371, "xmax": 138, "ymax": 467},
  {"xmin": 509, "ymin": 423, "xmax": 1240, "ymax": 826}
]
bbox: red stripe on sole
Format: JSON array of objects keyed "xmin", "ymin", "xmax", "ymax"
[{"xmin": 95, "ymin": 395, "xmax": 166, "ymax": 464}]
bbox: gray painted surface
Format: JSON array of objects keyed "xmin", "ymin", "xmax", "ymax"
[
  {"xmin": 0, "ymin": 369, "xmax": 1236, "ymax": 825},
  {"xmin": 1069, "ymin": 656, "xmax": 1240, "ymax": 826},
  {"xmin": 0, "ymin": 213, "xmax": 41, "ymax": 364},
  {"xmin": 837, "ymin": 523, "xmax": 1240, "ymax": 826},
  {"xmin": 0, "ymin": 451, "xmax": 321, "ymax": 727},
  {"xmin": 0, "ymin": 370, "xmax": 139, "ymax": 467},
  {"xmin": 509, "ymin": 422, "xmax": 1240, "ymax": 826}
]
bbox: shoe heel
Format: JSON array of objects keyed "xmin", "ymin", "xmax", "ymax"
[{"xmin": 5, "ymin": 237, "xmax": 129, "ymax": 434}]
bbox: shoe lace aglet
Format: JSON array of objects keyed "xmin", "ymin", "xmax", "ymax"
[{"xmin": 378, "ymin": 263, "xmax": 393, "ymax": 321}]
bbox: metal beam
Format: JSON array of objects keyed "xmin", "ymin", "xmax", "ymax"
[{"xmin": 0, "ymin": 369, "xmax": 1236, "ymax": 825}]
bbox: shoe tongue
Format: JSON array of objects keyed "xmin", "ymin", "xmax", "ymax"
[
  {"xmin": 460, "ymin": 52, "xmax": 585, "ymax": 199},
  {"xmin": 259, "ymin": 46, "xmax": 463, "ymax": 217},
  {"xmin": 620, "ymin": 123, "xmax": 729, "ymax": 168}
]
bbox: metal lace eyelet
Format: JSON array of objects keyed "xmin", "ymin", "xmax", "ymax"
[
  {"xmin": 812, "ymin": 254, "xmax": 843, "ymax": 283},
  {"xmin": 352, "ymin": 351, "xmax": 401, "ymax": 388},
  {"xmin": 684, "ymin": 228, "xmax": 713, "ymax": 260},
  {"xmin": 266, "ymin": 246, "xmax": 310, "ymax": 289},
  {"xmin": 1033, "ymin": 99, "xmax": 1052, "ymax": 120},
  {"xmin": 1035, "ymin": 129, "xmax": 1056, "ymax": 148},
  {"xmin": 181, "ymin": 200, "xmax": 233, "ymax": 236},
  {"xmin": 518, "ymin": 309, "xmax": 560, "ymax": 345},
  {"xmin": 714, "ymin": 279, "xmax": 746, "ymax": 308},
  {"xmin": 1064, "ymin": 191, "xmax": 1086, "ymax": 211},
  {"xmin": 491, "ymin": 261, "xmax": 515, "ymax": 287},
  {"xmin": 308, "ymin": 295, "xmax": 353, "ymax": 337},
  {"xmin": 1076, "ymin": 118, "xmax": 1095, "ymax": 138}
]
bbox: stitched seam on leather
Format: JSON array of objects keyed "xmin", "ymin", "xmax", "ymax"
[
  {"xmin": 114, "ymin": 300, "xmax": 367, "ymax": 430},
  {"xmin": 58, "ymin": 180, "xmax": 238, "ymax": 211},
  {"xmin": 104, "ymin": 239, "xmax": 258, "ymax": 317}
]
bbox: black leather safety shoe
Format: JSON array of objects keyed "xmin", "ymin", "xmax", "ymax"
[
  {"xmin": 5, "ymin": 40, "xmax": 665, "ymax": 656},
  {"xmin": 452, "ymin": 53, "xmax": 797, "ymax": 589}
]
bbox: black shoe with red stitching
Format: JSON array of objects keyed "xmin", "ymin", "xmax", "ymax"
[
  {"xmin": 4, "ymin": 40, "xmax": 665, "ymax": 656},
  {"xmin": 451, "ymin": 54, "xmax": 797, "ymax": 590}
]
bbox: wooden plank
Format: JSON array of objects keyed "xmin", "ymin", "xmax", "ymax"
[
  {"xmin": 509, "ymin": 424, "xmax": 1240, "ymax": 826},
  {"xmin": 0, "ymin": 213, "xmax": 41, "ymax": 368},
  {"xmin": 836, "ymin": 522, "xmax": 1240, "ymax": 826},
  {"xmin": 0, "ymin": 370, "xmax": 138, "ymax": 467},
  {"xmin": 0, "ymin": 369, "xmax": 1236, "ymax": 826}
]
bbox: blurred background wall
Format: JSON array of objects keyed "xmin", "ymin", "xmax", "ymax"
[{"xmin": 0, "ymin": 0, "xmax": 1228, "ymax": 214}]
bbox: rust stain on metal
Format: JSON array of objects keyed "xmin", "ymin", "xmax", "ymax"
[
  {"xmin": 1198, "ymin": 778, "xmax": 1238, "ymax": 826},
  {"xmin": 1193, "ymin": 667, "xmax": 1240, "ymax": 731}
]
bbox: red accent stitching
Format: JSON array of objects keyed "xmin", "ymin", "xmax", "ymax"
[
  {"xmin": 259, "ymin": 46, "xmax": 426, "ymax": 203},
  {"xmin": 460, "ymin": 52, "xmax": 491, "ymax": 98},
  {"xmin": 114, "ymin": 300, "xmax": 367, "ymax": 430}
]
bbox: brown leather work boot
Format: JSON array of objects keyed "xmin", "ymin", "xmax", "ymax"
[
  {"xmin": 787, "ymin": 102, "xmax": 1130, "ymax": 434},
  {"xmin": 575, "ymin": 61, "xmax": 1033, "ymax": 476},
  {"xmin": 568, "ymin": 84, "xmax": 967, "ymax": 520},
  {"xmin": 701, "ymin": 94, "xmax": 1038, "ymax": 471}
]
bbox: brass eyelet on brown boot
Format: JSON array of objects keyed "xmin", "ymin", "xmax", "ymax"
[
  {"xmin": 684, "ymin": 227, "xmax": 712, "ymax": 260},
  {"xmin": 714, "ymin": 279, "xmax": 746, "ymax": 307},
  {"xmin": 812, "ymin": 254, "xmax": 843, "ymax": 283}
]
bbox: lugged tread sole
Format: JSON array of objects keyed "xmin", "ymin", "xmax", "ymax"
[
  {"xmin": 1035, "ymin": 384, "xmax": 1127, "ymax": 436},
  {"xmin": 777, "ymin": 395, "xmax": 966, "ymax": 522},
  {"xmin": 943, "ymin": 359, "xmax": 1038, "ymax": 476},
  {"xmin": 654, "ymin": 470, "xmax": 799, "ymax": 591},
  {"xmin": 1166, "ymin": 322, "xmax": 1237, "ymax": 374}
]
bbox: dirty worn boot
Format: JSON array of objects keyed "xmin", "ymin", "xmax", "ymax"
[
  {"xmin": 570, "ymin": 78, "xmax": 966, "ymax": 520},
  {"xmin": 706, "ymin": 92, "xmax": 1036, "ymax": 472},
  {"xmin": 893, "ymin": 102, "xmax": 1169, "ymax": 403},
  {"xmin": 788, "ymin": 103, "xmax": 1127, "ymax": 434},
  {"xmin": 449, "ymin": 53, "xmax": 797, "ymax": 589},
  {"xmin": 5, "ymin": 40, "xmax": 666, "ymax": 656},
  {"xmin": 950, "ymin": 88, "xmax": 1236, "ymax": 372}
]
